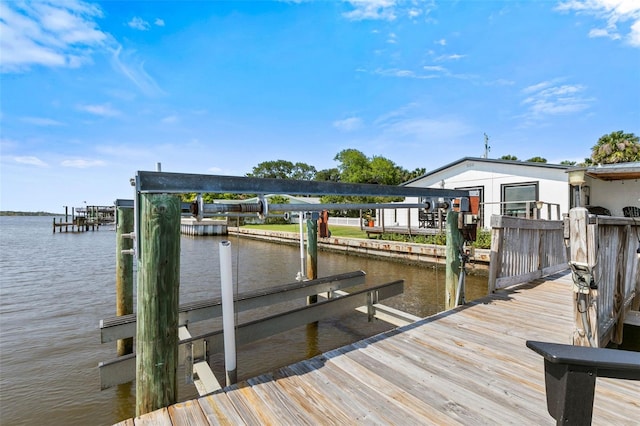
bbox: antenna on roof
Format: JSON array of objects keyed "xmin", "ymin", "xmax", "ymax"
[{"xmin": 483, "ymin": 133, "xmax": 490, "ymax": 159}]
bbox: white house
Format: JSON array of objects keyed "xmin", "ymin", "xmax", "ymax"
[{"xmin": 391, "ymin": 157, "xmax": 572, "ymax": 229}]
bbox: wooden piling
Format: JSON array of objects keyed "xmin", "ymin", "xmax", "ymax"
[
  {"xmin": 135, "ymin": 194, "xmax": 181, "ymax": 416},
  {"xmin": 306, "ymin": 218, "xmax": 318, "ymax": 303},
  {"xmin": 306, "ymin": 217, "xmax": 319, "ymax": 355},
  {"xmin": 445, "ymin": 211, "xmax": 463, "ymax": 310},
  {"xmin": 116, "ymin": 205, "xmax": 134, "ymax": 356}
]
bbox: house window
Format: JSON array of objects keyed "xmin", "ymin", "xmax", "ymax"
[
  {"xmin": 501, "ymin": 182, "xmax": 538, "ymax": 217},
  {"xmin": 455, "ymin": 186, "xmax": 484, "ymax": 226}
]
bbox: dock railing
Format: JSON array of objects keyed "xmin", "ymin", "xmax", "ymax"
[
  {"xmin": 488, "ymin": 215, "xmax": 568, "ymax": 292},
  {"xmin": 569, "ymin": 207, "xmax": 640, "ymax": 347}
]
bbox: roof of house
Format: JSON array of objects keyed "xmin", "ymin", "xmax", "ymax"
[
  {"xmin": 583, "ymin": 162, "xmax": 640, "ymax": 181},
  {"xmin": 403, "ymin": 157, "xmax": 571, "ymax": 186}
]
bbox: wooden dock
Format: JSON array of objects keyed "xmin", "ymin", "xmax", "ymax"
[{"xmin": 117, "ymin": 272, "xmax": 639, "ymax": 425}]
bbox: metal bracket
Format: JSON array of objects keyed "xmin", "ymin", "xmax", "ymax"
[
  {"xmin": 257, "ymin": 194, "xmax": 268, "ymax": 219},
  {"xmin": 569, "ymin": 261, "xmax": 596, "ymax": 294}
]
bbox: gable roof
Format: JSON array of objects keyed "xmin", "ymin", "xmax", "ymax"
[{"xmin": 402, "ymin": 157, "xmax": 571, "ymax": 186}]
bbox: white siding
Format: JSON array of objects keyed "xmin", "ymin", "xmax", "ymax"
[
  {"xmin": 404, "ymin": 160, "xmax": 569, "ymax": 229},
  {"xmin": 585, "ymin": 177, "xmax": 640, "ymax": 216}
]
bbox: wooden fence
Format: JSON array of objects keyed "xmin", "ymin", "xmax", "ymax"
[
  {"xmin": 569, "ymin": 207, "xmax": 640, "ymax": 347},
  {"xmin": 488, "ymin": 215, "xmax": 567, "ymax": 292}
]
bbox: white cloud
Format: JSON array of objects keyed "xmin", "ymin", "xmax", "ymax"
[
  {"xmin": 162, "ymin": 115, "xmax": 179, "ymax": 124},
  {"xmin": 0, "ymin": 1, "xmax": 109, "ymax": 73},
  {"xmin": 556, "ymin": 0, "xmax": 640, "ymax": 47},
  {"xmin": 373, "ymin": 67, "xmax": 438, "ymax": 79},
  {"xmin": 342, "ymin": 0, "xmax": 436, "ymax": 21},
  {"xmin": 423, "ymin": 65, "xmax": 447, "ymax": 72},
  {"xmin": 77, "ymin": 103, "xmax": 121, "ymax": 117},
  {"xmin": 380, "ymin": 117, "xmax": 474, "ymax": 141},
  {"xmin": 343, "ymin": 0, "xmax": 398, "ymax": 21},
  {"xmin": 435, "ymin": 53, "xmax": 466, "ymax": 61},
  {"xmin": 15, "ymin": 156, "xmax": 48, "ymax": 167},
  {"xmin": 20, "ymin": 117, "xmax": 65, "ymax": 126},
  {"xmin": 0, "ymin": 1, "xmax": 163, "ymax": 96},
  {"xmin": 128, "ymin": 17, "xmax": 150, "ymax": 31},
  {"xmin": 588, "ymin": 27, "xmax": 621, "ymax": 39},
  {"xmin": 435, "ymin": 38, "xmax": 446, "ymax": 46},
  {"xmin": 154, "ymin": 18, "xmax": 165, "ymax": 27},
  {"xmin": 372, "ymin": 64, "xmax": 475, "ymax": 80},
  {"xmin": 333, "ymin": 117, "xmax": 363, "ymax": 131},
  {"xmin": 61, "ymin": 158, "xmax": 106, "ymax": 168},
  {"xmin": 110, "ymin": 46, "xmax": 165, "ymax": 96},
  {"xmin": 520, "ymin": 80, "xmax": 593, "ymax": 119},
  {"xmin": 631, "ymin": 19, "xmax": 640, "ymax": 45},
  {"xmin": 408, "ymin": 8, "xmax": 421, "ymax": 19}
]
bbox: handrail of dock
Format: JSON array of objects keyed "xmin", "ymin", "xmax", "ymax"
[
  {"xmin": 527, "ymin": 340, "xmax": 640, "ymax": 424},
  {"xmin": 488, "ymin": 215, "xmax": 568, "ymax": 292}
]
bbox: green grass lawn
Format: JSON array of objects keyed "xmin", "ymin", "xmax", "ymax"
[
  {"xmin": 242, "ymin": 223, "xmax": 369, "ymax": 239},
  {"xmin": 241, "ymin": 223, "xmax": 491, "ymax": 248}
]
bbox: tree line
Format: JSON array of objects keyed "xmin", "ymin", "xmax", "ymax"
[{"xmin": 498, "ymin": 130, "xmax": 639, "ymax": 165}]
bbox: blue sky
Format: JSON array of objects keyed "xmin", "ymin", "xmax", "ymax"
[{"xmin": 1, "ymin": 0, "xmax": 639, "ymax": 213}]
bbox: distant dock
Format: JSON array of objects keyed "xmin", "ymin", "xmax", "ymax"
[
  {"xmin": 53, "ymin": 205, "xmax": 115, "ymax": 233},
  {"xmin": 180, "ymin": 218, "xmax": 227, "ymax": 236}
]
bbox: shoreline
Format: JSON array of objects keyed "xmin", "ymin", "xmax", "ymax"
[{"xmin": 228, "ymin": 226, "xmax": 490, "ymax": 274}]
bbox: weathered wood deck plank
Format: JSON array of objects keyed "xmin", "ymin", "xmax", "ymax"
[
  {"xmin": 126, "ymin": 273, "xmax": 639, "ymax": 425},
  {"xmin": 167, "ymin": 400, "xmax": 209, "ymax": 425},
  {"xmin": 360, "ymin": 333, "xmax": 550, "ymax": 424},
  {"xmin": 132, "ymin": 407, "xmax": 172, "ymax": 425},
  {"xmin": 246, "ymin": 373, "xmax": 318, "ymax": 425},
  {"xmin": 197, "ymin": 393, "xmax": 246, "ymax": 425},
  {"xmin": 323, "ymin": 346, "xmax": 466, "ymax": 425},
  {"xmin": 334, "ymin": 340, "xmax": 501, "ymax": 425},
  {"xmin": 279, "ymin": 355, "xmax": 404, "ymax": 425}
]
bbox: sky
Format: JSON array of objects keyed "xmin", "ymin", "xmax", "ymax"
[{"xmin": 1, "ymin": 0, "xmax": 639, "ymax": 213}]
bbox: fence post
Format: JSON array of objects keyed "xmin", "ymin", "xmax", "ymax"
[
  {"xmin": 306, "ymin": 217, "xmax": 318, "ymax": 302},
  {"xmin": 116, "ymin": 205, "xmax": 134, "ymax": 356},
  {"xmin": 569, "ymin": 207, "xmax": 598, "ymax": 347},
  {"xmin": 487, "ymin": 216, "xmax": 503, "ymax": 293},
  {"xmin": 445, "ymin": 211, "xmax": 463, "ymax": 310},
  {"xmin": 136, "ymin": 193, "xmax": 181, "ymax": 416}
]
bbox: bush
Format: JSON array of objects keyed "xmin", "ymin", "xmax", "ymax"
[{"xmin": 377, "ymin": 228, "xmax": 491, "ymax": 249}]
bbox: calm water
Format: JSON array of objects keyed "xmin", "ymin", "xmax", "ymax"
[{"xmin": 0, "ymin": 216, "xmax": 486, "ymax": 425}]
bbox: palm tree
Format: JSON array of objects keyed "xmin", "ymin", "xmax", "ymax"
[{"xmin": 591, "ymin": 131, "xmax": 640, "ymax": 164}]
